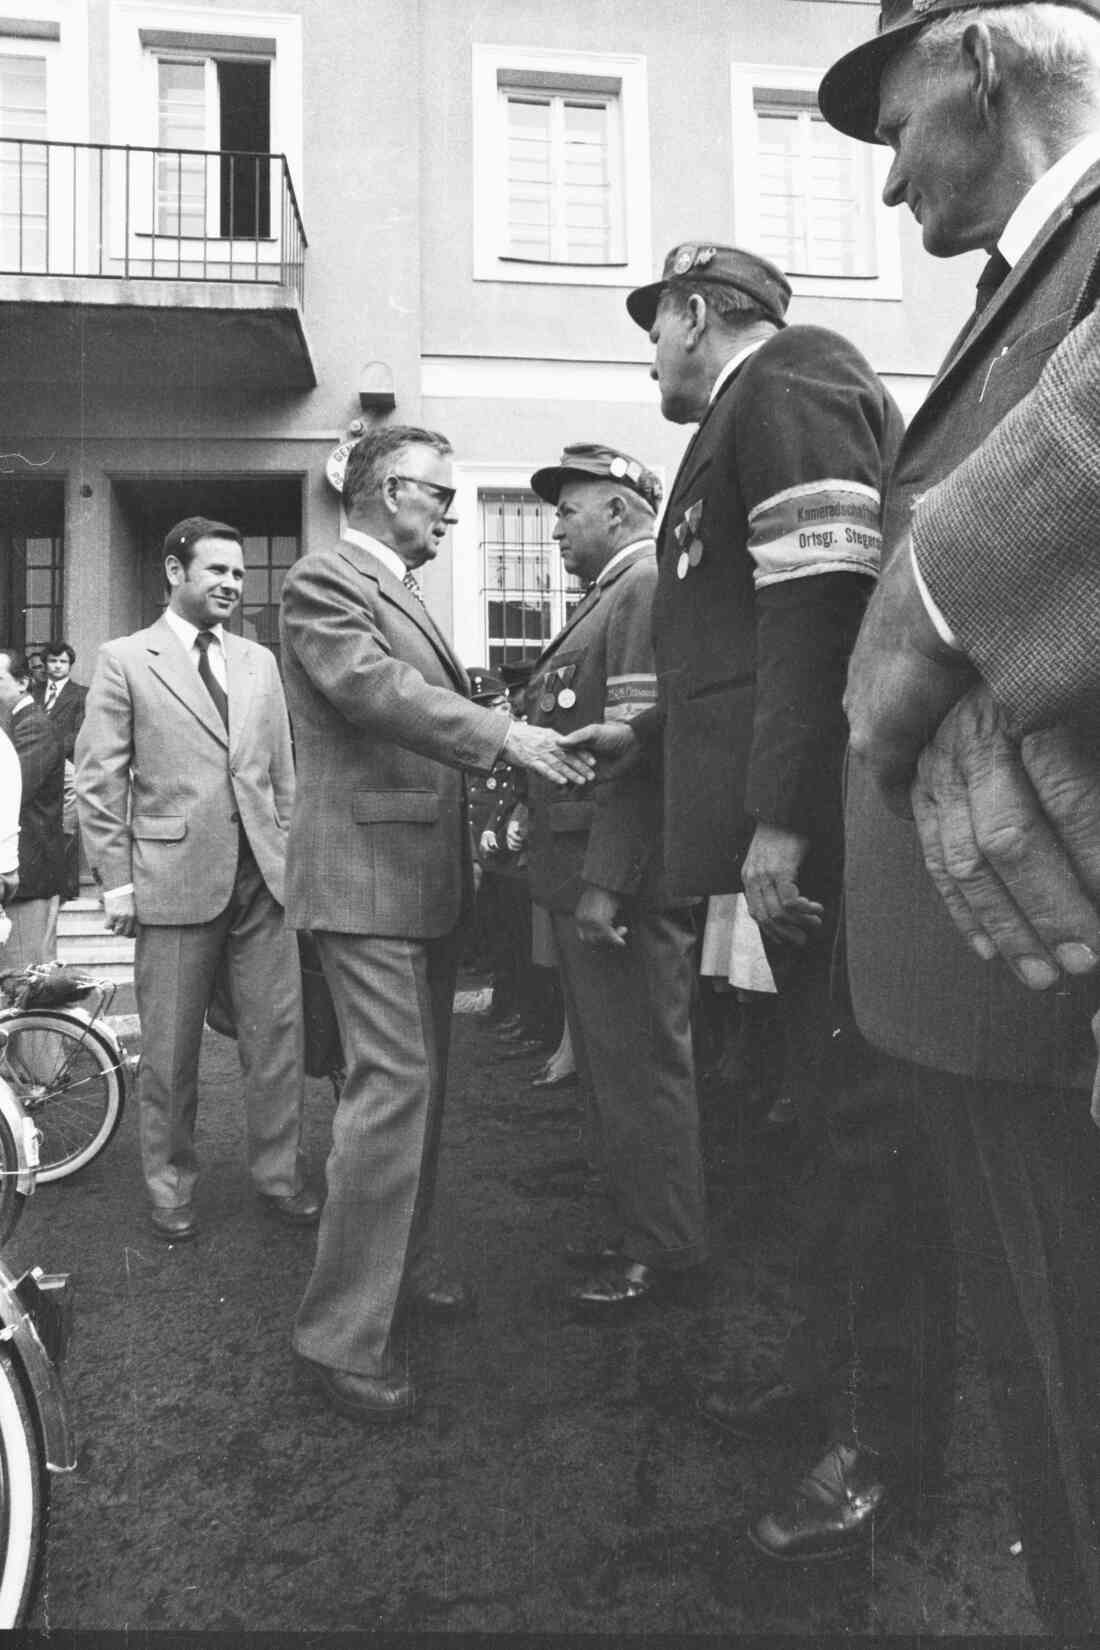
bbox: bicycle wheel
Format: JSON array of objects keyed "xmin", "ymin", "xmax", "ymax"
[
  {"xmin": 0, "ymin": 1111, "xmax": 25, "ymax": 1247},
  {"xmin": 0, "ymin": 1010, "xmax": 126, "ymax": 1183},
  {"xmin": 0, "ymin": 1352, "xmax": 47, "ymax": 1628}
]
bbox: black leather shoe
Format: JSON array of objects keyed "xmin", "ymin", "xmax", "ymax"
[
  {"xmin": 749, "ymin": 1442, "xmax": 893, "ymax": 1563},
  {"xmin": 258, "ymin": 1183, "xmax": 324, "ymax": 1226},
  {"xmin": 150, "ymin": 1204, "xmax": 198, "ymax": 1243},
  {"xmin": 297, "ymin": 1355, "xmax": 419, "ymax": 1424},
  {"xmin": 697, "ymin": 1379, "xmax": 825, "ymax": 1443},
  {"xmin": 566, "ymin": 1258, "xmax": 709, "ymax": 1312}
]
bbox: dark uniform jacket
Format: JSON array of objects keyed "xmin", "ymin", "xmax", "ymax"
[
  {"xmin": 41, "ymin": 677, "xmax": 87, "ymax": 761},
  {"xmin": 643, "ymin": 324, "xmax": 902, "ymax": 897},
  {"xmin": 845, "ymin": 161, "xmax": 1100, "ymax": 1085},
  {"xmin": 525, "ymin": 540, "xmax": 666, "ymax": 914}
]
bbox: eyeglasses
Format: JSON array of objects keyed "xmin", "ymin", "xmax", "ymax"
[{"xmin": 389, "ymin": 473, "xmax": 456, "ymax": 515}]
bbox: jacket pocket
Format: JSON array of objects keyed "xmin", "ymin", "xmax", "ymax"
[
  {"xmin": 548, "ymin": 800, "xmax": 595, "ymax": 833},
  {"xmin": 132, "ymin": 815, "xmax": 186, "ymax": 841},
  {"xmin": 352, "ymin": 789, "xmax": 441, "ymax": 824}
]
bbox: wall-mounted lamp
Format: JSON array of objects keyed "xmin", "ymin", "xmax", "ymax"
[{"xmin": 359, "ymin": 361, "xmax": 396, "ymax": 412}]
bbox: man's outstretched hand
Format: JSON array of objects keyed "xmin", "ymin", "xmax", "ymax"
[
  {"xmin": 910, "ymin": 684, "xmax": 1100, "ymax": 988},
  {"xmin": 741, "ymin": 821, "xmax": 823, "ymax": 947},
  {"xmin": 559, "ymin": 720, "xmax": 642, "ymax": 782},
  {"xmin": 503, "ymin": 721, "xmax": 596, "ymax": 787}
]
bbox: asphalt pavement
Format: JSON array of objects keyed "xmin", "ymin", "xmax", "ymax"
[{"xmin": 10, "ymin": 982, "xmax": 1041, "ymax": 1636}]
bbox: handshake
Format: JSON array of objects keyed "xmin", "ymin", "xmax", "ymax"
[{"xmin": 501, "ymin": 720, "xmax": 641, "ymax": 788}]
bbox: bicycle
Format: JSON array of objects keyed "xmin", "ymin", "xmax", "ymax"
[{"xmin": 0, "ymin": 966, "xmax": 135, "ymax": 1187}]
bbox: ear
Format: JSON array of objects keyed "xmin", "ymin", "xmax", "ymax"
[
  {"xmin": 607, "ymin": 492, "xmax": 628, "ymax": 526},
  {"xmin": 381, "ymin": 474, "xmax": 402, "ymax": 518},
  {"xmin": 164, "ymin": 554, "xmax": 184, "ymax": 588},
  {"xmin": 680, "ymin": 292, "xmax": 708, "ymax": 350},
  {"xmin": 961, "ymin": 21, "xmax": 1000, "ymax": 124}
]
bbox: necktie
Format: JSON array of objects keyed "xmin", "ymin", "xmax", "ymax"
[
  {"xmin": 974, "ymin": 249, "xmax": 1010, "ymax": 313},
  {"xmin": 194, "ymin": 630, "xmax": 229, "ymax": 729},
  {"xmin": 44, "ymin": 684, "xmax": 57, "ymax": 712},
  {"xmin": 402, "ymin": 571, "xmax": 425, "ymax": 606}
]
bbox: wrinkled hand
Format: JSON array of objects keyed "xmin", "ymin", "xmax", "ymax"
[
  {"xmin": 911, "ymin": 684, "xmax": 1100, "ymax": 988},
  {"xmin": 845, "ymin": 536, "xmax": 976, "ymax": 814},
  {"xmin": 575, "ymin": 884, "xmax": 628, "ymax": 950},
  {"xmin": 740, "ymin": 822, "xmax": 822, "ymax": 947},
  {"xmin": 103, "ymin": 885, "xmax": 138, "ymax": 939},
  {"xmin": 503, "ymin": 720, "xmax": 595, "ymax": 787},
  {"xmin": 0, "ymin": 873, "xmax": 17, "ymax": 905},
  {"xmin": 559, "ymin": 721, "xmax": 641, "ymax": 782}
]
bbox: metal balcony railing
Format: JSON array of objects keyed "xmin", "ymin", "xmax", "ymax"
[{"xmin": 0, "ymin": 138, "xmax": 307, "ymax": 306}]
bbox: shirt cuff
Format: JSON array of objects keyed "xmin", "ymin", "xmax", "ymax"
[
  {"xmin": 910, "ymin": 542, "xmax": 957, "ymax": 647},
  {"xmin": 103, "ymin": 883, "xmax": 134, "ymax": 898}
]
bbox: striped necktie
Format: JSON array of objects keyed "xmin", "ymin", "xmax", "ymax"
[
  {"xmin": 194, "ymin": 630, "xmax": 229, "ymax": 729},
  {"xmin": 402, "ymin": 571, "xmax": 425, "ymax": 606}
]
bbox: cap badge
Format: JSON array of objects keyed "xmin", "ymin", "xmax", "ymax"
[
  {"xmin": 695, "ymin": 246, "xmax": 715, "ymax": 267},
  {"xmin": 672, "ymin": 246, "xmax": 695, "ymax": 275},
  {"xmin": 911, "ymin": 0, "xmax": 939, "ymax": 12},
  {"xmin": 609, "ymin": 456, "xmax": 628, "ymax": 478}
]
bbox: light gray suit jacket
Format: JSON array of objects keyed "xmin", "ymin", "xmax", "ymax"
[
  {"xmin": 279, "ymin": 538, "xmax": 509, "ymax": 938},
  {"xmin": 75, "ymin": 616, "xmax": 295, "ymax": 924}
]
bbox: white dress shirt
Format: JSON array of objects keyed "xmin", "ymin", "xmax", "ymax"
[
  {"xmin": 341, "ymin": 526, "xmax": 409, "ymax": 583},
  {"xmin": 163, "ymin": 606, "xmax": 228, "ymax": 689}
]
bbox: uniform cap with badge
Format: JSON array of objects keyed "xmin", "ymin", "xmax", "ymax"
[
  {"xmin": 466, "ymin": 666, "xmax": 508, "ymax": 704},
  {"xmin": 819, "ymin": 0, "xmax": 1100, "ymax": 142},
  {"xmin": 625, "ymin": 242, "xmax": 792, "ymax": 333},
  {"xmin": 530, "ymin": 443, "xmax": 663, "ymax": 515}
]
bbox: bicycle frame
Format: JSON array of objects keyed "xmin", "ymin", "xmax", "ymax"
[{"xmin": 0, "ymin": 1261, "xmax": 75, "ymax": 1474}]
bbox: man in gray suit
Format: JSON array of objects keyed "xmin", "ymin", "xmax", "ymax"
[
  {"xmin": 280, "ymin": 425, "xmax": 594, "ymax": 1424},
  {"xmin": 76, "ymin": 517, "xmax": 319, "ymax": 1244}
]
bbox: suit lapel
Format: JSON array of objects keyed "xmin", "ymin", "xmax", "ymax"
[
  {"xmin": 916, "ymin": 164, "xmax": 1100, "ymax": 430},
  {"xmin": 223, "ymin": 633, "xmax": 257, "ymax": 756},
  {"xmin": 145, "ymin": 616, "xmax": 229, "ymax": 747},
  {"xmin": 337, "ymin": 540, "xmax": 470, "ymax": 693}
]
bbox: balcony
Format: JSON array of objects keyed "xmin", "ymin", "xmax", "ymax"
[{"xmin": 0, "ymin": 138, "xmax": 314, "ymax": 390}]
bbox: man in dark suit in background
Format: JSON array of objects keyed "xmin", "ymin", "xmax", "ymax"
[
  {"xmin": 0, "ymin": 648, "xmax": 65, "ymax": 967},
  {"xmin": 40, "ymin": 641, "xmax": 87, "ymax": 901},
  {"xmin": 793, "ymin": 2, "xmax": 1100, "ymax": 1627},
  {"xmin": 525, "ymin": 443, "xmax": 708, "ymax": 1310},
  {"xmin": 280, "ymin": 425, "xmax": 594, "ymax": 1425}
]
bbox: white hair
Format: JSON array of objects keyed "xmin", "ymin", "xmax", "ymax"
[{"xmin": 913, "ymin": 3, "xmax": 1100, "ymax": 82}]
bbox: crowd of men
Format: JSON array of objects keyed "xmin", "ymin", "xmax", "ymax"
[{"xmin": 5, "ymin": 0, "xmax": 1100, "ymax": 1632}]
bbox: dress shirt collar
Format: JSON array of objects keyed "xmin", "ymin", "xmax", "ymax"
[
  {"xmin": 708, "ymin": 335, "xmax": 770, "ymax": 404},
  {"xmin": 341, "ymin": 525, "xmax": 409, "ymax": 584},
  {"xmin": 163, "ymin": 606, "xmax": 225, "ymax": 655},
  {"xmin": 999, "ymin": 128, "xmax": 1100, "ymax": 266},
  {"xmin": 594, "ymin": 537, "xmax": 656, "ymax": 586}
]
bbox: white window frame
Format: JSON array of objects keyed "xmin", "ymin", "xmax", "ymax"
[
  {"xmin": 0, "ymin": 4, "xmax": 89, "ymax": 274},
  {"xmin": 109, "ymin": 1, "xmax": 302, "ymax": 266},
  {"xmin": 473, "ymin": 42, "xmax": 651, "ymax": 288},
  {"xmin": 730, "ymin": 61, "xmax": 901, "ymax": 302}
]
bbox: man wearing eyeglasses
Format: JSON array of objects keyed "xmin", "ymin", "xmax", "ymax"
[{"xmin": 280, "ymin": 424, "xmax": 595, "ymax": 1424}]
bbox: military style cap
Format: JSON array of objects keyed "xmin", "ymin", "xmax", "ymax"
[
  {"xmin": 820, "ymin": 0, "xmax": 1100, "ymax": 142},
  {"xmin": 499, "ymin": 657, "xmax": 539, "ymax": 687},
  {"xmin": 530, "ymin": 443, "xmax": 662, "ymax": 513},
  {"xmin": 625, "ymin": 242, "xmax": 792, "ymax": 333},
  {"xmin": 467, "ymin": 666, "xmax": 507, "ymax": 703}
]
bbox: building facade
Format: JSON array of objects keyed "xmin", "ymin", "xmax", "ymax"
[{"xmin": 0, "ymin": 0, "xmax": 981, "ymax": 676}]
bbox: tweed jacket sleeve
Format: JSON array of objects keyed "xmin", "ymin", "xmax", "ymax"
[
  {"xmin": 911, "ymin": 300, "xmax": 1100, "ymax": 737},
  {"xmin": 735, "ymin": 327, "xmax": 903, "ymax": 834},
  {"xmin": 280, "ymin": 551, "xmax": 508, "ymax": 773}
]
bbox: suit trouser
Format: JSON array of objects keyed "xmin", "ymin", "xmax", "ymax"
[
  {"xmin": 293, "ymin": 927, "xmax": 461, "ymax": 1376},
  {"xmin": 915, "ymin": 1062, "xmax": 1100, "ymax": 1637},
  {"xmin": 0, "ymin": 896, "xmax": 59, "ymax": 969},
  {"xmin": 551, "ymin": 905, "xmax": 708, "ymax": 1270},
  {"xmin": 134, "ymin": 845, "xmax": 305, "ymax": 1209}
]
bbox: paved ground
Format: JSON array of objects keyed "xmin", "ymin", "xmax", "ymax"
[{"xmin": 11, "ymin": 984, "xmax": 1042, "ymax": 1636}]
